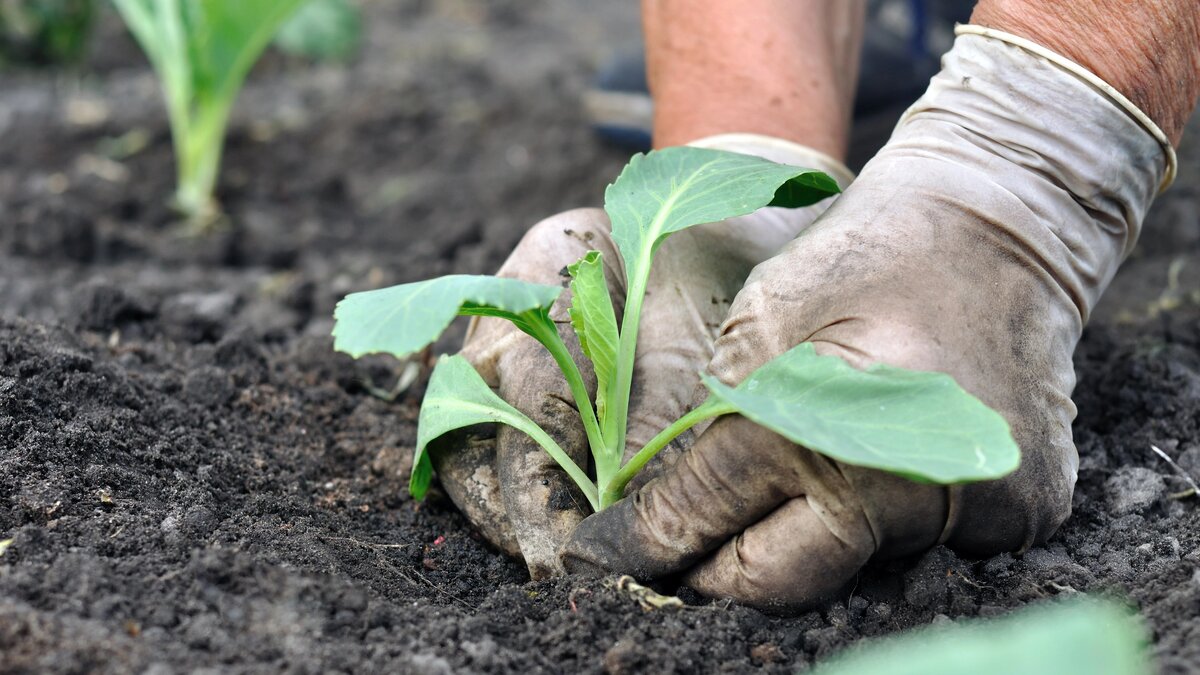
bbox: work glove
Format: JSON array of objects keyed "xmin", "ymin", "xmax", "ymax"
[
  {"xmin": 430, "ymin": 136, "xmax": 854, "ymax": 578},
  {"xmin": 560, "ymin": 28, "xmax": 1173, "ymax": 608}
]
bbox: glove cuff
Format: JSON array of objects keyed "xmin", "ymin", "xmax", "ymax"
[
  {"xmin": 686, "ymin": 133, "xmax": 856, "ymax": 190},
  {"xmin": 886, "ymin": 29, "xmax": 1167, "ymax": 321},
  {"xmin": 950, "ymin": 24, "xmax": 1177, "ymax": 193}
]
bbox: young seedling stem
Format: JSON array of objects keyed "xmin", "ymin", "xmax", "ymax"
[{"xmin": 523, "ymin": 315, "xmax": 606, "ymax": 464}]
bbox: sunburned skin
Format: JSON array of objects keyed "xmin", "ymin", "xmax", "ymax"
[
  {"xmin": 642, "ymin": 0, "xmax": 865, "ymax": 156},
  {"xmin": 972, "ymin": 0, "xmax": 1199, "ymax": 145}
]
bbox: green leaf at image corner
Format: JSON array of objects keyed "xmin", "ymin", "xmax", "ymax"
[
  {"xmin": 567, "ymin": 251, "xmax": 619, "ymax": 426},
  {"xmin": 812, "ymin": 598, "xmax": 1149, "ymax": 675},
  {"xmin": 332, "ymin": 275, "xmax": 562, "ymax": 360},
  {"xmin": 604, "ymin": 146, "xmax": 840, "ymax": 287},
  {"xmin": 412, "ymin": 355, "xmax": 597, "ymax": 508},
  {"xmin": 701, "ymin": 343, "xmax": 1020, "ymax": 483}
]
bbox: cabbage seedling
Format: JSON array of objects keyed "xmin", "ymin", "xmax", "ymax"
[
  {"xmin": 111, "ymin": 0, "xmax": 307, "ymax": 221},
  {"xmin": 333, "ymin": 147, "xmax": 1020, "ymax": 511}
]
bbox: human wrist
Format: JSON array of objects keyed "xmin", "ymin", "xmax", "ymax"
[
  {"xmin": 971, "ymin": 0, "xmax": 1200, "ymax": 145},
  {"xmin": 642, "ymin": 0, "xmax": 864, "ymax": 159}
]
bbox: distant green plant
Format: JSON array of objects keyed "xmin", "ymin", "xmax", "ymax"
[
  {"xmin": 275, "ymin": 0, "xmax": 360, "ymax": 62},
  {"xmin": 333, "ymin": 147, "xmax": 1021, "ymax": 511},
  {"xmin": 813, "ymin": 598, "xmax": 1149, "ymax": 675},
  {"xmin": 0, "ymin": 0, "xmax": 93, "ymax": 66},
  {"xmin": 111, "ymin": 0, "xmax": 309, "ymax": 222}
]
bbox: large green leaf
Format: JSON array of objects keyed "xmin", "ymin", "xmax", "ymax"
[
  {"xmin": 333, "ymin": 275, "xmax": 562, "ymax": 359},
  {"xmin": 567, "ymin": 251, "xmax": 619, "ymax": 427},
  {"xmin": 604, "ymin": 146, "xmax": 840, "ymax": 287},
  {"xmin": 412, "ymin": 355, "xmax": 596, "ymax": 508},
  {"xmin": 702, "ymin": 343, "xmax": 1020, "ymax": 483},
  {"xmin": 274, "ymin": 0, "xmax": 361, "ymax": 62},
  {"xmin": 813, "ymin": 598, "xmax": 1148, "ymax": 675}
]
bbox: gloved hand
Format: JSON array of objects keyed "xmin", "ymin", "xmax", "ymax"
[
  {"xmin": 429, "ymin": 136, "xmax": 854, "ymax": 578},
  {"xmin": 559, "ymin": 29, "xmax": 1172, "ymax": 608}
]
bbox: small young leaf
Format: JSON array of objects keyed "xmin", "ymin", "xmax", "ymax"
[
  {"xmin": 701, "ymin": 343, "xmax": 1020, "ymax": 483},
  {"xmin": 412, "ymin": 355, "xmax": 596, "ymax": 508},
  {"xmin": 600, "ymin": 146, "xmax": 840, "ymax": 453},
  {"xmin": 333, "ymin": 275, "xmax": 562, "ymax": 359},
  {"xmin": 567, "ymin": 251, "xmax": 619, "ymax": 426},
  {"xmin": 605, "ymin": 146, "xmax": 840, "ymax": 287}
]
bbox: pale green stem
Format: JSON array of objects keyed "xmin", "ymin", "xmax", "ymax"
[
  {"xmin": 599, "ymin": 397, "xmax": 735, "ymax": 509},
  {"xmin": 525, "ymin": 317, "xmax": 608, "ymax": 470},
  {"xmin": 495, "ymin": 409, "xmax": 599, "ymax": 511},
  {"xmin": 173, "ymin": 99, "xmax": 232, "ymax": 222},
  {"xmin": 602, "ymin": 252, "xmax": 651, "ymax": 477}
]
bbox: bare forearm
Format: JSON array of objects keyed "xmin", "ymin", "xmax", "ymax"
[
  {"xmin": 642, "ymin": 0, "xmax": 865, "ymax": 158},
  {"xmin": 972, "ymin": 0, "xmax": 1200, "ymax": 144}
]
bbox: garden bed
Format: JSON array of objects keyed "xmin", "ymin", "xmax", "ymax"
[{"xmin": 2, "ymin": 2, "xmax": 1199, "ymax": 673}]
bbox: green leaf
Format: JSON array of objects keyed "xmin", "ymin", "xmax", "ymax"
[
  {"xmin": 332, "ymin": 275, "xmax": 562, "ymax": 359},
  {"xmin": 412, "ymin": 355, "xmax": 596, "ymax": 509},
  {"xmin": 567, "ymin": 251, "xmax": 619, "ymax": 427},
  {"xmin": 274, "ymin": 0, "xmax": 361, "ymax": 62},
  {"xmin": 604, "ymin": 146, "xmax": 840, "ymax": 288},
  {"xmin": 701, "ymin": 343, "xmax": 1020, "ymax": 483},
  {"xmin": 812, "ymin": 598, "xmax": 1149, "ymax": 675},
  {"xmin": 412, "ymin": 355, "xmax": 520, "ymax": 500}
]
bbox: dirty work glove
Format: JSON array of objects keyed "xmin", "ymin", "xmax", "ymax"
[
  {"xmin": 560, "ymin": 28, "xmax": 1174, "ymax": 608},
  {"xmin": 429, "ymin": 136, "xmax": 853, "ymax": 578}
]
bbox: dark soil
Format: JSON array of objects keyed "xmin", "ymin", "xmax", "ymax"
[{"xmin": 2, "ymin": 2, "xmax": 1199, "ymax": 673}]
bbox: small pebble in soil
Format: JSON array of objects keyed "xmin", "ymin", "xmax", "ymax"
[
  {"xmin": 750, "ymin": 642, "xmax": 785, "ymax": 666},
  {"xmin": 161, "ymin": 291, "xmax": 238, "ymax": 343},
  {"xmin": 1106, "ymin": 466, "xmax": 1167, "ymax": 515}
]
